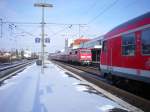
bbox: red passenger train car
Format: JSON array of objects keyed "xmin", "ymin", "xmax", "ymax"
[
  {"xmin": 100, "ymin": 12, "xmax": 150, "ymax": 83},
  {"xmin": 69, "ymin": 48, "xmax": 92, "ymax": 65}
]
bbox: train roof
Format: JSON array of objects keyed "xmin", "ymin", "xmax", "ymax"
[{"xmin": 105, "ymin": 12, "xmax": 150, "ymax": 39}]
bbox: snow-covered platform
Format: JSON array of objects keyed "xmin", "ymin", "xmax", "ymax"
[{"xmin": 0, "ymin": 61, "xmax": 134, "ymax": 112}]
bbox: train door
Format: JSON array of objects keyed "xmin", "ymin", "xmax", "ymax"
[
  {"xmin": 140, "ymin": 28, "xmax": 150, "ymax": 71},
  {"xmin": 97, "ymin": 49, "xmax": 100, "ymax": 62},
  {"xmin": 91, "ymin": 49, "xmax": 96, "ymax": 62},
  {"xmin": 101, "ymin": 40, "xmax": 109, "ymax": 73},
  {"xmin": 75, "ymin": 50, "xmax": 78, "ymax": 62},
  {"xmin": 107, "ymin": 39, "xmax": 113, "ymax": 73}
]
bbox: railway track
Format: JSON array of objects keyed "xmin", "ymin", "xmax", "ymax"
[
  {"xmin": 0, "ymin": 60, "xmax": 35, "ymax": 82},
  {"xmin": 53, "ymin": 60, "xmax": 150, "ymax": 99},
  {"xmin": 52, "ymin": 60, "xmax": 150, "ymax": 112},
  {"xmin": 0, "ymin": 59, "xmax": 28, "ymax": 68}
]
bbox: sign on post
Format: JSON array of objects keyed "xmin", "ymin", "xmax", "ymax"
[
  {"xmin": 35, "ymin": 37, "xmax": 50, "ymax": 43},
  {"xmin": 45, "ymin": 38, "xmax": 50, "ymax": 43},
  {"xmin": 35, "ymin": 37, "xmax": 41, "ymax": 43}
]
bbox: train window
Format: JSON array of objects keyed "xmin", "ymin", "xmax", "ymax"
[
  {"xmin": 75, "ymin": 51, "xmax": 78, "ymax": 54},
  {"xmin": 102, "ymin": 41, "xmax": 107, "ymax": 52},
  {"xmin": 87, "ymin": 50, "xmax": 91, "ymax": 54},
  {"xmin": 81, "ymin": 50, "xmax": 87, "ymax": 54},
  {"xmin": 141, "ymin": 28, "xmax": 150, "ymax": 55},
  {"xmin": 122, "ymin": 33, "xmax": 135, "ymax": 56}
]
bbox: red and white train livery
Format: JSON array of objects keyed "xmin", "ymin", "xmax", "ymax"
[
  {"xmin": 100, "ymin": 12, "xmax": 150, "ymax": 83},
  {"xmin": 69, "ymin": 48, "xmax": 92, "ymax": 65}
]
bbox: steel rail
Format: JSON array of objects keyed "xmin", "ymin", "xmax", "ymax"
[
  {"xmin": 0, "ymin": 60, "xmax": 35, "ymax": 81},
  {"xmin": 0, "ymin": 61, "xmax": 32, "ymax": 71},
  {"xmin": 52, "ymin": 60, "xmax": 150, "ymax": 112}
]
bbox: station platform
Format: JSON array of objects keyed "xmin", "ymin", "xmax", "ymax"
[{"xmin": 0, "ymin": 61, "xmax": 130, "ymax": 112}]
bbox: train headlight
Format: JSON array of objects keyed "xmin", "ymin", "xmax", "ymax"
[{"xmin": 81, "ymin": 56, "xmax": 86, "ymax": 58}]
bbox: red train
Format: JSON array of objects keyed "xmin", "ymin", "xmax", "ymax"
[
  {"xmin": 69, "ymin": 48, "xmax": 92, "ymax": 65},
  {"xmin": 100, "ymin": 12, "xmax": 150, "ymax": 83},
  {"xmin": 50, "ymin": 48, "xmax": 92, "ymax": 65}
]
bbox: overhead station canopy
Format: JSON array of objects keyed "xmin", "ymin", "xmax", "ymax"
[
  {"xmin": 64, "ymin": 37, "xmax": 91, "ymax": 54},
  {"xmin": 71, "ymin": 37, "xmax": 91, "ymax": 49},
  {"xmin": 80, "ymin": 36, "xmax": 104, "ymax": 49}
]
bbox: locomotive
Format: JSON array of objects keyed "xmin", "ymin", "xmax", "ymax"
[{"xmin": 69, "ymin": 48, "xmax": 92, "ymax": 65}]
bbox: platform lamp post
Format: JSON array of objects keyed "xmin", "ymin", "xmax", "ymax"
[{"xmin": 34, "ymin": 3, "xmax": 53, "ymax": 73}]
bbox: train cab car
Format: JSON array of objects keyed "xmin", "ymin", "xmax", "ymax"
[
  {"xmin": 100, "ymin": 12, "xmax": 150, "ymax": 83},
  {"xmin": 69, "ymin": 48, "xmax": 92, "ymax": 65}
]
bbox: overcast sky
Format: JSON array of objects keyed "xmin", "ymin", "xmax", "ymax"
[{"xmin": 0, "ymin": 0, "xmax": 150, "ymax": 53}]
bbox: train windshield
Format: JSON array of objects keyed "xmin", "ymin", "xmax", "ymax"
[
  {"xmin": 80, "ymin": 50, "xmax": 91, "ymax": 54},
  {"xmin": 141, "ymin": 28, "xmax": 150, "ymax": 55}
]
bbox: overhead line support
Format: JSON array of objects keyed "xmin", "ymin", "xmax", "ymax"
[
  {"xmin": 34, "ymin": 2, "xmax": 53, "ymax": 73},
  {"xmin": 0, "ymin": 18, "xmax": 3, "ymax": 38}
]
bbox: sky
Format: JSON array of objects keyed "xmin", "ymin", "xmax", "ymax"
[{"xmin": 0, "ymin": 0, "xmax": 150, "ymax": 53}]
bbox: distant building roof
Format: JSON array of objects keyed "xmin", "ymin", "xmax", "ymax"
[{"xmin": 73, "ymin": 37, "xmax": 90, "ymax": 45}]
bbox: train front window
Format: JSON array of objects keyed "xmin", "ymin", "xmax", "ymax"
[
  {"xmin": 81, "ymin": 50, "xmax": 91, "ymax": 54},
  {"xmin": 122, "ymin": 33, "xmax": 136, "ymax": 56},
  {"xmin": 86, "ymin": 50, "xmax": 91, "ymax": 54},
  {"xmin": 141, "ymin": 28, "xmax": 150, "ymax": 55}
]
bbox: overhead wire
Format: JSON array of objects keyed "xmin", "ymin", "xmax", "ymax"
[
  {"xmin": 1, "ymin": 0, "xmax": 119, "ymax": 41},
  {"xmin": 2, "ymin": 21, "xmax": 86, "ymax": 26},
  {"xmin": 87, "ymin": 0, "xmax": 119, "ymax": 24},
  {"xmin": 13, "ymin": 25, "xmax": 37, "ymax": 38},
  {"xmin": 49, "ymin": 25, "xmax": 72, "ymax": 37},
  {"xmin": 45, "ymin": 25, "xmax": 58, "ymax": 35},
  {"xmin": 82, "ymin": 0, "xmax": 99, "ymax": 15}
]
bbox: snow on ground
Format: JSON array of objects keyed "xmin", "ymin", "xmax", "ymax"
[{"xmin": 0, "ymin": 61, "xmax": 129, "ymax": 112}]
